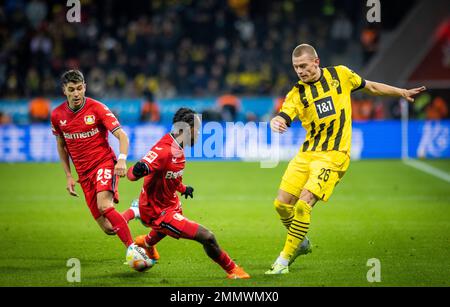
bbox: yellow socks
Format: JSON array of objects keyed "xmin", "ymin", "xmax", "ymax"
[
  {"xmin": 273, "ymin": 199, "xmax": 294, "ymax": 229},
  {"xmin": 281, "ymin": 199, "xmax": 311, "ymax": 259}
]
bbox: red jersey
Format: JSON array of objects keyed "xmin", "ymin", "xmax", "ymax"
[
  {"xmin": 51, "ymin": 97, "xmax": 121, "ymax": 177},
  {"xmin": 137, "ymin": 133, "xmax": 187, "ymax": 219}
]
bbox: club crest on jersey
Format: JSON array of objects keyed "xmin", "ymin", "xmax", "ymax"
[
  {"xmin": 59, "ymin": 120, "xmax": 67, "ymax": 126},
  {"xmin": 331, "ymin": 79, "xmax": 340, "ymax": 88},
  {"xmin": 84, "ymin": 115, "xmax": 96, "ymax": 125}
]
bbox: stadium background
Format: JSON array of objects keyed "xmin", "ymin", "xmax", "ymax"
[{"xmin": 0, "ymin": 0, "xmax": 449, "ymax": 287}]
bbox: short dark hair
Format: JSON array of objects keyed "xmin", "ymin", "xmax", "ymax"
[
  {"xmin": 172, "ymin": 107, "xmax": 196, "ymax": 128},
  {"xmin": 61, "ymin": 70, "xmax": 85, "ymax": 86}
]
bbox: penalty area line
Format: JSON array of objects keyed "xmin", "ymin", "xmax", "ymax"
[{"xmin": 403, "ymin": 159, "xmax": 450, "ymax": 183}]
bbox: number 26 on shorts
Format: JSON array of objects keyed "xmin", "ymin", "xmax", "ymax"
[{"xmin": 318, "ymin": 168, "xmax": 331, "ymax": 182}]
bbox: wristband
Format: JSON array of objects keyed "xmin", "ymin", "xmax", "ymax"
[{"xmin": 118, "ymin": 153, "xmax": 127, "ymax": 161}]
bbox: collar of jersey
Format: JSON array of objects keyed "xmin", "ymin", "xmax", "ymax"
[
  {"xmin": 169, "ymin": 133, "xmax": 183, "ymax": 149},
  {"xmin": 66, "ymin": 97, "xmax": 86, "ymax": 113}
]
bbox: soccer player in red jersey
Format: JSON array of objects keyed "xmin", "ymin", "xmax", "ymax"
[
  {"xmin": 51, "ymin": 70, "xmax": 134, "ymax": 249},
  {"xmin": 127, "ymin": 108, "xmax": 250, "ymax": 279}
]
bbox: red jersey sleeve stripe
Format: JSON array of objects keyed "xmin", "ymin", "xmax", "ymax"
[{"xmin": 111, "ymin": 126, "xmax": 122, "ymax": 134}]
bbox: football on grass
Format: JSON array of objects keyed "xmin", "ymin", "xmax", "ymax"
[{"xmin": 126, "ymin": 244, "xmax": 155, "ymax": 272}]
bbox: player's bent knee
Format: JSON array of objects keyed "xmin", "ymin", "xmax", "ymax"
[
  {"xmin": 274, "ymin": 199, "xmax": 293, "ymax": 216},
  {"xmin": 204, "ymin": 231, "xmax": 216, "ymax": 246},
  {"xmin": 198, "ymin": 229, "xmax": 216, "ymax": 246}
]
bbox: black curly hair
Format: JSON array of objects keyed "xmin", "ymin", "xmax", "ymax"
[{"xmin": 172, "ymin": 107, "xmax": 196, "ymax": 128}]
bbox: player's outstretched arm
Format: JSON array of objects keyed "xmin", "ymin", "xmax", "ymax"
[
  {"xmin": 55, "ymin": 136, "xmax": 78, "ymax": 197},
  {"xmin": 112, "ymin": 128, "xmax": 129, "ymax": 177},
  {"xmin": 363, "ymin": 80, "xmax": 426, "ymax": 102},
  {"xmin": 126, "ymin": 161, "xmax": 150, "ymax": 181},
  {"xmin": 270, "ymin": 115, "xmax": 288, "ymax": 133}
]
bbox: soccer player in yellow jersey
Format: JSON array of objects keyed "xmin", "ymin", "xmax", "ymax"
[{"xmin": 265, "ymin": 44, "xmax": 426, "ymax": 274}]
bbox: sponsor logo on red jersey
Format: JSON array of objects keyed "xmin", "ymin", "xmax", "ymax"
[
  {"xmin": 165, "ymin": 169, "xmax": 184, "ymax": 179},
  {"xmin": 63, "ymin": 127, "xmax": 100, "ymax": 140}
]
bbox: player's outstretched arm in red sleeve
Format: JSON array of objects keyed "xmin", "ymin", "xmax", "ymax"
[
  {"xmin": 177, "ymin": 183, "xmax": 187, "ymax": 194},
  {"xmin": 127, "ymin": 161, "xmax": 150, "ymax": 181}
]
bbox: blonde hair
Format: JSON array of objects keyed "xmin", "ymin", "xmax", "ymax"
[{"xmin": 292, "ymin": 44, "xmax": 318, "ymax": 59}]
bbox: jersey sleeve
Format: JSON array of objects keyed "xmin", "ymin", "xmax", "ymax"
[
  {"xmin": 340, "ymin": 65, "xmax": 366, "ymax": 92},
  {"xmin": 95, "ymin": 103, "xmax": 122, "ymax": 133},
  {"xmin": 50, "ymin": 111, "xmax": 62, "ymax": 136},
  {"xmin": 278, "ymin": 86, "xmax": 299, "ymax": 126},
  {"xmin": 140, "ymin": 148, "xmax": 168, "ymax": 172}
]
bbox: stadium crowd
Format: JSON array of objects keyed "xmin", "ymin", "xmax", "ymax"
[
  {"xmin": 0, "ymin": 0, "xmax": 447, "ymax": 122},
  {"xmin": 1, "ymin": 0, "xmax": 386, "ymax": 98}
]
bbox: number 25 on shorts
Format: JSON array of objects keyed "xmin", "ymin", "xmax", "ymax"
[{"xmin": 97, "ymin": 168, "xmax": 112, "ymax": 182}]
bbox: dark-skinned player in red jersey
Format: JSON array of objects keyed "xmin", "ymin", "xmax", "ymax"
[
  {"xmin": 126, "ymin": 108, "xmax": 250, "ymax": 279},
  {"xmin": 51, "ymin": 70, "xmax": 136, "ymax": 251}
]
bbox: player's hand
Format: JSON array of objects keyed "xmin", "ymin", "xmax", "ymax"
[
  {"xmin": 270, "ymin": 116, "xmax": 288, "ymax": 133},
  {"xmin": 66, "ymin": 176, "xmax": 79, "ymax": 197},
  {"xmin": 181, "ymin": 186, "xmax": 194, "ymax": 199},
  {"xmin": 115, "ymin": 159, "xmax": 127, "ymax": 177},
  {"xmin": 402, "ymin": 86, "xmax": 426, "ymax": 102}
]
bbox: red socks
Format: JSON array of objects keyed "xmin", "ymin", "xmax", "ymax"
[
  {"xmin": 103, "ymin": 207, "xmax": 133, "ymax": 247},
  {"xmin": 121, "ymin": 208, "xmax": 135, "ymax": 223},
  {"xmin": 213, "ymin": 250, "xmax": 236, "ymax": 273}
]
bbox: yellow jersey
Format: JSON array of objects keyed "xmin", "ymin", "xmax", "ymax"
[{"xmin": 279, "ymin": 65, "xmax": 365, "ymax": 155}]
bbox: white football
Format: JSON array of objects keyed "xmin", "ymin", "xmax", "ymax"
[{"xmin": 126, "ymin": 244, "xmax": 155, "ymax": 272}]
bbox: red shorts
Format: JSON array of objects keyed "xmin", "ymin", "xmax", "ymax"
[
  {"xmin": 79, "ymin": 160, "xmax": 119, "ymax": 220},
  {"xmin": 140, "ymin": 206, "xmax": 199, "ymax": 240}
]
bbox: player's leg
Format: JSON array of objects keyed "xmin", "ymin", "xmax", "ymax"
[
  {"xmin": 97, "ymin": 190, "xmax": 134, "ymax": 247},
  {"xmin": 275, "ymin": 153, "xmax": 309, "ymax": 229},
  {"xmin": 79, "ymin": 179, "xmax": 117, "ymax": 235},
  {"xmin": 274, "ymin": 190, "xmax": 298, "ymax": 230},
  {"xmin": 285, "ymin": 151, "xmax": 349, "ymax": 263},
  {"xmin": 266, "ymin": 152, "xmax": 349, "ymax": 274},
  {"xmin": 193, "ymin": 225, "xmax": 250, "ymax": 279},
  {"xmin": 121, "ymin": 198, "xmax": 140, "ymax": 223},
  {"xmin": 134, "ymin": 229, "xmax": 165, "ymax": 260},
  {"xmin": 157, "ymin": 210, "xmax": 250, "ymax": 278},
  {"xmin": 280, "ymin": 189, "xmax": 316, "ymax": 264},
  {"xmin": 266, "ymin": 189, "xmax": 317, "ymax": 275},
  {"xmin": 95, "ymin": 216, "xmax": 116, "ymax": 235}
]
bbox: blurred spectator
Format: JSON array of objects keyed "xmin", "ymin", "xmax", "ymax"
[
  {"xmin": 140, "ymin": 91, "xmax": 160, "ymax": 123},
  {"xmin": 330, "ymin": 12, "xmax": 353, "ymax": 55},
  {"xmin": 352, "ymin": 98, "xmax": 375, "ymax": 121},
  {"xmin": 273, "ymin": 96, "xmax": 285, "ymax": 115},
  {"xmin": 426, "ymin": 96, "xmax": 449, "ymax": 120},
  {"xmin": 0, "ymin": 111, "xmax": 12, "ymax": 125},
  {"xmin": 412, "ymin": 92, "xmax": 432, "ymax": 119},
  {"xmin": 360, "ymin": 25, "xmax": 380, "ymax": 63},
  {"xmin": 29, "ymin": 96, "xmax": 51, "ymax": 123},
  {"xmin": 25, "ymin": 0, "xmax": 47, "ymax": 29},
  {"xmin": 0, "ymin": 0, "xmax": 413, "ymax": 104},
  {"xmin": 217, "ymin": 93, "xmax": 241, "ymax": 122}
]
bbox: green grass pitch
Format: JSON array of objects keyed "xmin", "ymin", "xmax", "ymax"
[{"xmin": 0, "ymin": 160, "xmax": 449, "ymax": 287}]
